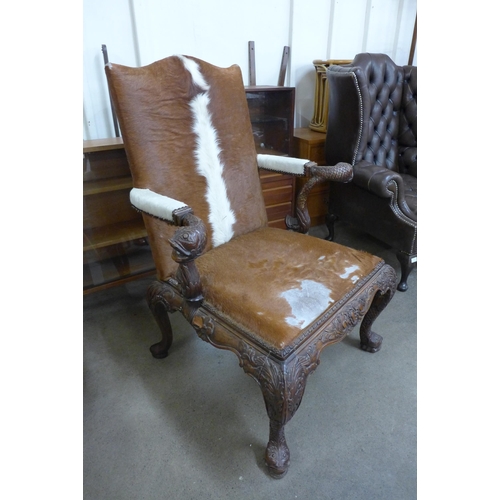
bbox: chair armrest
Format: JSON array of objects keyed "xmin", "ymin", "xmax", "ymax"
[
  {"xmin": 352, "ymin": 161, "xmax": 405, "ymax": 198},
  {"xmin": 352, "ymin": 161, "xmax": 415, "ymax": 220},
  {"xmin": 130, "ymin": 188, "xmax": 190, "ymax": 223},
  {"xmin": 286, "ymin": 162, "xmax": 353, "ymax": 234},
  {"xmin": 257, "ymin": 154, "xmax": 310, "ymax": 175},
  {"xmin": 130, "ymin": 188, "xmax": 207, "ymax": 303}
]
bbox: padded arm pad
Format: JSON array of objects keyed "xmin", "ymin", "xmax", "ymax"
[
  {"xmin": 130, "ymin": 188, "xmax": 189, "ymax": 222},
  {"xmin": 257, "ymin": 154, "xmax": 310, "ymax": 176}
]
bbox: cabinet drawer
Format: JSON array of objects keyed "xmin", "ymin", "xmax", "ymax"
[
  {"xmin": 262, "ymin": 185, "xmax": 293, "ymax": 207},
  {"xmin": 266, "ymin": 203, "xmax": 292, "ymax": 228}
]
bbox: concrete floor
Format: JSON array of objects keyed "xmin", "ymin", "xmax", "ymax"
[{"xmin": 83, "ymin": 222, "xmax": 417, "ymax": 499}]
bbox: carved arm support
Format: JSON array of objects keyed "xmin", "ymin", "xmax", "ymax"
[
  {"xmin": 286, "ymin": 161, "xmax": 353, "ymax": 234},
  {"xmin": 256, "ymin": 154, "xmax": 353, "ymax": 234},
  {"xmin": 130, "ymin": 188, "xmax": 207, "ymax": 303}
]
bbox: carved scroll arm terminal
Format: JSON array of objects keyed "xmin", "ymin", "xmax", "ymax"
[{"xmin": 130, "ymin": 187, "xmax": 207, "ymax": 303}]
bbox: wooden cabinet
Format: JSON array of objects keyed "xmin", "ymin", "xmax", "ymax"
[
  {"xmin": 293, "ymin": 127, "xmax": 328, "ymax": 227},
  {"xmin": 83, "ymin": 139, "xmax": 156, "ymax": 294},
  {"xmin": 246, "ymin": 86, "xmax": 296, "ymax": 229}
]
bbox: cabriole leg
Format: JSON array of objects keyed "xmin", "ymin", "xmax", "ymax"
[
  {"xmin": 359, "ymin": 285, "xmax": 395, "ymax": 353},
  {"xmin": 147, "ymin": 281, "xmax": 176, "ymax": 358},
  {"xmin": 238, "ymin": 347, "xmax": 312, "ymax": 479},
  {"xmin": 396, "ymin": 251, "xmax": 416, "ymax": 292}
]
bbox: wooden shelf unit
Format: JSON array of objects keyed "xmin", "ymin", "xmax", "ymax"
[{"xmin": 83, "ymin": 139, "xmax": 156, "ymax": 294}]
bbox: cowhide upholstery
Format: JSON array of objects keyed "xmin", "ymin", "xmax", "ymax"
[{"xmin": 106, "ymin": 55, "xmax": 268, "ymax": 279}]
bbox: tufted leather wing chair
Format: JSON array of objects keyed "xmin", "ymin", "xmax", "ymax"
[
  {"xmin": 105, "ymin": 55, "xmax": 396, "ymax": 478},
  {"xmin": 325, "ymin": 53, "xmax": 417, "ymax": 291}
]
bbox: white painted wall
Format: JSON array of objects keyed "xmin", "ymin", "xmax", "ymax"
[{"xmin": 83, "ymin": 0, "xmax": 417, "ymax": 140}]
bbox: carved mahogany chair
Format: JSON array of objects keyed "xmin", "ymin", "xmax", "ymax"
[
  {"xmin": 105, "ymin": 55, "xmax": 396, "ymax": 478},
  {"xmin": 325, "ymin": 53, "xmax": 417, "ymax": 291}
]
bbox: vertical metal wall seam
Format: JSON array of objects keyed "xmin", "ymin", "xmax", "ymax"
[
  {"xmin": 393, "ymin": 0, "xmax": 405, "ymax": 60},
  {"xmin": 287, "ymin": 0, "xmax": 294, "ymax": 88},
  {"xmin": 128, "ymin": 0, "xmax": 142, "ymax": 67},
  {"xmin": 326, "ymin": 0, "xmax": 336, "ymax": 60},
  {"xmin": 361, "ymin": 0, "xmax": 372, "ymax": 53}
]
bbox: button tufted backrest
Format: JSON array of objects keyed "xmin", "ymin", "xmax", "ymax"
[
  {"xmin": 399, "ymin": 65, "xmax": 417, "ymax": 147},
  {"xmin": 326, "ymin": 53, "xmax": 418, "ymax": 174},
  {"xmin": 350, "ymin": 53, "xmax": 404, "ymax": 171},
  {"xmin": 398, "ymin": 65, "xmax": 417, "ymax": 175}
]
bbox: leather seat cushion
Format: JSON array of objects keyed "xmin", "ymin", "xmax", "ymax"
[{"xmin": 196, "ymin": 227, "xmax": 383, "ymax": 352}]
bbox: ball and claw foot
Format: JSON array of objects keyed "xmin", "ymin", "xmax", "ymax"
[
  {"xmin": 265, "ymin": 445, "xmax": 290, "ymax": 479},
  {"xmin": 360, "ymin": 331, "xmax": 383, "ymax": 353},
  {"xmin": 265, "ymin": 422, "xmax": 290, "ymax": 479}
]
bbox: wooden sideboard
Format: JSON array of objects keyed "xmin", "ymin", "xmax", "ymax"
[{"xmin": 293, "ymin": 127, "xmax": 328, "ymax": 227}]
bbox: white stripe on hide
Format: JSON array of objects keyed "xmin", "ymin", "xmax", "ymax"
[
  {"xmin": 175, "ymin": 55, "xmax": 209, "ymax": 91},
  {"xmin": 177, "ymin": 56, "xmax": 236, "ymax": 247}
]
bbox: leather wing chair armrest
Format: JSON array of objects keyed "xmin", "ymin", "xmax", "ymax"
[
  {"xmin": 256, "ymin": 154, "xmax": 353, "ymax": 233},
  {"xmin": 352, "ymin": 161, "xmax": 414, "ymax": 219},
  {"xmin": 130, "ymin": 188, "xmax": 207, "ymax": 303}
]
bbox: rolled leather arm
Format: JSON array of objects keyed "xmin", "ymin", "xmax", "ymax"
[
  {"xmin": 352, "ymin": 161, "xmax": 414, "ymax": 220},
  {"xmin": 353, "ymin": 161, "xmax": 406, "ymax": 198},
  {"xmin": 286, "ymin": 161, "xmax": 354, "ymax": 234},
  {"xmin": 130, "ymin": 187, "xmax": 206, "ymax": 302}
]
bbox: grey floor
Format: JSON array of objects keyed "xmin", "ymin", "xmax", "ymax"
[{"xmin": 83, "ymin": 222, "xmax": 417, "ymax": 500}]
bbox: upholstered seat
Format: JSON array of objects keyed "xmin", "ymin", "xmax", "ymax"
[
  {"xmin": 325, "ymin": 53, "xmax": 417, "ymax": 291},
  {"xmin": 106, "ymin": 55, "xmax": 396, "ymax": 478},
  {"xmin": 196, "ymin": 227, "xmax": 383, "ymax": 352}
]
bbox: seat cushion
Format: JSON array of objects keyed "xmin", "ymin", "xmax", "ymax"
[{"xmin": 196, "ymin": 227, "xmax": 383, "ymax": 352}]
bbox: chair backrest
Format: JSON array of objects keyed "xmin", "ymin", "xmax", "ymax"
[
  {"xmin": 326, "ymin": 53, "xmax": 406, "ymax": 171},
  {"xmin": 398, "ymin": 65, "xmax": 417, "ymax": 175},
  {"xmin": 399, "ymin": 65, "xmax": 417, "ymax": 148},
  {"xmin": 105, "ymin": 56, "xmax": 268, "ymax": 279}
]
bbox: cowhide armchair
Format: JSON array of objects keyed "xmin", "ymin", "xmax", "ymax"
[
  {"xmin": 105, "ymin": 55, "xmax": 396, "ymax": 478},
  {"xmin": 325, "ymin": 53, "xmax": 417, "ymax": 291}
]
